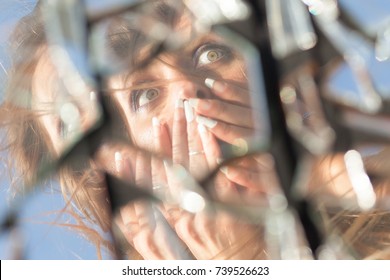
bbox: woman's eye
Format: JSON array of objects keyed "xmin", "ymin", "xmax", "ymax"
[
  {"xmin": 134, "ymin": 88, "xmax": 160, "ymax": 108},
  {"xmin": 199, "ymin": 49, "xmax": 222, "ymax": 65},
  {"xmin": 195, "ymin": 46, "xmax": 226, "ymax": 67}
]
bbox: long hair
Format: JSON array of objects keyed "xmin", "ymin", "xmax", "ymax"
[{"xmin": 0, "ymin": 2, "xmax": 116, "ymax": 259}]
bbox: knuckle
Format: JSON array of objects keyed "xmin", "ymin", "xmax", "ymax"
[{"xmin": 212, "ymin": 99, "xmax": 224, "ymax": 113}]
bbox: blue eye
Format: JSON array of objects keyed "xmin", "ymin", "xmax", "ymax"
[{"xmin": 132, "ymin": 88, "xmax": 160, "ymax": 109}]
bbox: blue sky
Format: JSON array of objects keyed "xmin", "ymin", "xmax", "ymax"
[
  {"xmin": 0, "ymin": 0, "xmax": 37, "ymax": 98},
  {"xmin": 0, "ymin": 0, "xmax": 109, "ymax": 260}
]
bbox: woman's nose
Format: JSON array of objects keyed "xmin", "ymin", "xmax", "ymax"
[
  {"xmin": 168, "ymin": 80, "xmax": 210, "ymax": 100},
  {"xmin": 157, "ymin": 56, "xmax": 211, "ymax": 100}
]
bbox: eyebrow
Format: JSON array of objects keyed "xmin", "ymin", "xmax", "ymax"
[
  {"xmin": 153, "ymin": 0, "xmax": 178, "ymax": 26},
  {"xmin": 106, "ymin": 1, "xmax": 181, "ymax": 56}
]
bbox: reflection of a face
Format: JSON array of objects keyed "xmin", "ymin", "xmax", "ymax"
[
  {"xmin": 32, "ymin": 50, "xmax": 98, "ymax": 156},
  {"xmin": 107, "ymin": 4, "xmax": 249, "ymax": 151},
  {"xmin": 32, "ymin": 51, "xmax": 67, "ymax": 155}
]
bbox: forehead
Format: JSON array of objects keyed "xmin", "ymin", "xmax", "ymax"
[
  {"xmin": 152, "ymin": 0, "xmax": 194, "ymax": 32},
  {"xmin": 151, "ymin": 0, "xmax": 181, "ymax": 24}
]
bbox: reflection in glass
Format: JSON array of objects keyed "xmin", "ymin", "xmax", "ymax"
[
  {"xmin": 1, "ymin": 0, "xmax": 390, "ymax": 260},
  {"xmin": 91, "ymin": 1, "xmax": 284, "ymax": 259}
]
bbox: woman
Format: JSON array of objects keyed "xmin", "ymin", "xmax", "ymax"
[
  {"xmin": 2, "ymin": 0, "xmax": 390, "ymax": 260},
  {"xmin": 2, "ymin": 0, "xmax": 286, "ymax": 259}
]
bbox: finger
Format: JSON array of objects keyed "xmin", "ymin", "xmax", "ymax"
[
  {"xmin": 158, "ymin": 159, "xmax": 188, "ymax": 227},
  {"xmin": 95, "ymin": 143, "xmax": 137, "ymax": 177},
  {"xmin": 184, "ymin": 100, "xmax": 208, "ymax": 179},
  {"xmin": 134, "ymin": 205, "xmax": 185, "ymax": 260},
  {"xmin": 152, "ymin": 157, "xmax": 168, "ymax": 197},
  {"xmin": 196, "ymin": 115, "xmax": 253, "ymax": 147},
  {"xmin": 214, "ymin": 210, "xmax": 257, "ymax": 258},
  {"xmin": 152, "ymin": 117, "xmax": 169, "ymax": 194},
  {"xmin": 198, "ymin": 123, "xmax": 222, "ymax": 170},
  {"xmin": 172, "ymin": 98, "xmax": 188, "ymax": 167},
  {"xmin": 152, "ymin": 207, "xmax": 192, "ymax": 259},
  {"xmin": 134, "ymin": 151, "xmax": 155, "ymax": 234},
  {"xmin": 115, "ymin": 151, "xmax": 134, "ymax": 182},
  {"xmin": 114, "ymin": 150, "xmax": 141, "ymax": 238},
  {"xmin": 162, "ymin": 161, "xmax": 188, "ymax": 219},
  {"xmin": 193, "ymin": 211, "xmax": 220, "ymax": 254},
  {"xmin": 159, "ymin": 202, "xmax": 184, "ymax": 227},
  {"xmin": 174, "ymin": 213, "xmax": 206, "ymax": 257},
  {"xmin": 220, "ymin": 164, "xmax": 284, "ymax": 205},
  {"xmin": 225, "ymin": 154, "xmax": 276, "ymax": 174},
  {"xmin": 205, "ymin": 78, "xmax": 250, "ymax": 106},
  {"xmin": 227, "ymin": 155, "xmax": 261, "ymax": 172},
  {"xmin": 211, "ymin": 172, "xmax": 242, "ymax": 204},
  {"xmin": 116, "ymin": 206, "xmax": 137, "ymax": 245},
  {"xmin": 133, "ymin": 229, "xmax": 163, "ymax": 259},
  {"xmin": 220, "ymin": 165, "xmax": 265, "ymax": 191},
  {"xmin": 152, "ymin": 117, "xmax": 172, "ymax": 157},
  {"xmin": 135, "ymin": 150, "xmax": 152, "ymax": 189},
  {"xmin": 189, "ymin": 98, "xmax": 254, "ymax": 128}
]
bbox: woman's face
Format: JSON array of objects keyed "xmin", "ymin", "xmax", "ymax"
[
  {"xmin": 107, "ymin": 7, "xmax": 248, "ymax": 152},
  {"xmin": 31, "ymin": 1, "xmax": 251, "ymax": 161},
  {"xmin": 31, "ymin": 51, "xmax": 100, "ymax": 156}
]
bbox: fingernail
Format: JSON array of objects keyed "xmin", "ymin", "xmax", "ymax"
[
  {"xmin": 152, "ymin": 117, "xmax": 160, "ymax": 127},
  {"xmin": 115, "ymin": 151, "xmax": 122, "ymax": 173},
  {"xmin": 198, "ymin": 123, "xmax": 207, "ymax": 134},
  {"xmin": 175, "ymin": 98, "xmax": 184, "ymax": 108},
  {"xmin": 232, "ymin": 138, "xmax": 249, "ymax": 156},
  {"xmin": 184, "ymin": 100, "xmax": 194, "ymax": 122},
  {"xmin": 216, "ymin": 157, "xmax": 224, "ymax": 165},
  {"xmin": 206, "ymin": 78, "xmax": 226, "ymax": 93},
  {"xmin": 220, "ymin": 166, "xmax": 228, "ymax": 175},
  {"xmin": 188, "ymin": 98, "xmax": 198, "ymax": 108},
  {"xmin": 205, "ymin": 78, "xmax": 215, "ymax": 89},
  {"xmin": 89, "ymin": 91, "xmax": 97, "ymax": 101},
  {"xmin": 196, "ymin": 115, "xmax": 217, "ymax": 128}
]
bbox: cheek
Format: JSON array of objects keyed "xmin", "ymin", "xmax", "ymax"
[
  {"xmin": 214, "ymin": 59, "xmax": 247, "ymax": 82},
  {"xmin": 129, "ymin": 118, "xmax": 154, "ymax": 150}
]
